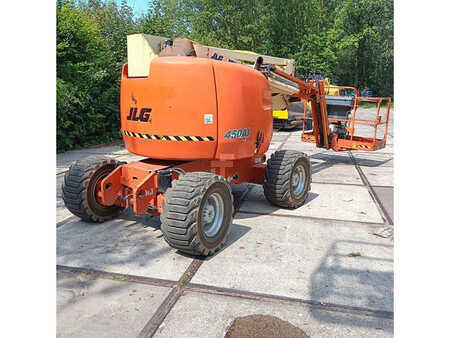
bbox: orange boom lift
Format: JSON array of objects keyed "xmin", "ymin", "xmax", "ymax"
[{"xmin": 62, "ymin": 35, "xmax": 391, "ymax": 256}]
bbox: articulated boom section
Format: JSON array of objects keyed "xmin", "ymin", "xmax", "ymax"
[
  {"xmin": 270, "ymin": 67, "xmax": 391, "ymax": 152},
  {"xmin": 97, "ymin": 158, "xmax": 266, "ymax": 215}
]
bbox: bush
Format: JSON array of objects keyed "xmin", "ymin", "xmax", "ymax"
[{"xmin": 56, "ymin": 1, "xmax": 120, "ymax": 152}]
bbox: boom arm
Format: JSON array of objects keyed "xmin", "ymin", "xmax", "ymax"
[
  {"xmin": 269, "ymin": 66, "xmax": 331, "ymax": 149},
  {"xmin": 264, "ymin": 64, "xmax": 391, "ymax": 153}
]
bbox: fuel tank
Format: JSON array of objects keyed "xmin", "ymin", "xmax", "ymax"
[{"xmin": 120, "ymin": 56, "xmax": 273, "ymax": 160}]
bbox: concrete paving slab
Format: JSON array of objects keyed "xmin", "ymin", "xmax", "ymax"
[
  {"xmin": 379, "ymin": 143, "xmax": 393, "ymax": 154},
  {"xmin": 353, "ymin": 124, "xmax": 387, "ymax": 140},
  {"xmin": 80, "ymin": 144, "xmax": 127, "ymax": 154},
  {"xmin": 352, "ymin": 152, "xmax": 393, "ymax": 168},
  {"xmin": 57, "ymin": 152, "xmax": 121, "ymax": 174},
  {"xmin": 271, "ymin": 134, "xmax": 289, "ymax": 142},
  {"xmin": 57, "ymin": 198, "xmax": 73, "ymax": 224},
  {"xmin": 155, "ymin": 291, "xmax": 393, "ymax": 338},
  {"xmin": 56, "ymin": 174, "xmax": 63, "ymax": 197},
  {"xmin": 275, "ymin": 130, "xmax": 292, "ymax": 136},
  {"xmin": 283, "ymin": 136, "xmax": 312, "ymax": 144},
  {"xmin": 312, "ymin": 163, "xmax": 363, "ymax": 185},
  {"xmin": 57, "ymin": 211, "xmax": 193, "ymax": 281},
  {"xmin": 192, "ymin": 213, "xmax": 393, "ymax": 312},
  {"xmin": 309, "ymin": 150, "xmax": 354, "ymax": 165},
  {"xmin": 114, "ymin": 154, "xmax": 147, "ymax": 163},
  {"xmin": 57, "ymin": 270, "xmax": 170, "ymax": 338},
  {"xmin": 282, "ymin": 141, "xmax": 326, "ymax": 156},
  {"xmin": 361, "ymin": 166, "xmax": 394, "ymax": 187},
  {"xmin": 268, "ymin": 141, "xmax": 282, "ymax": 150},
  {"xmin": 56, "ymin": 175, "xmax": 75, "ymax": 223},
  {"xmin": 240, "ymin": 183, "xmax": 384, "ymax": 223},
  {"xmin": 372, "ymin": 187, "xmax": 394, "ymax": 223},
  {"xmin": 288, "ymin": 128, "xmax": 303, "ymax": 136}
]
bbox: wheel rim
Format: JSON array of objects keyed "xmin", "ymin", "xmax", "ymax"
[
  {"xmin": 92, "ymin": 172, "xmax": 108, "ymax": 205},
  {"xmin": 201, "ymin": 192, "xmax": 225, "ymax": 237},
  {"xmin": 88, "ymin": 166, "xmax": 119, "ymax": 215},
  {"xmin": 291, "ymin": 164, "xmax": 306, "ymax": 197}
]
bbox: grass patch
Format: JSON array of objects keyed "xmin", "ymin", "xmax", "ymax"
[
  {"xmin": 112, "ymin": 275, "xmax": 128, "ymax": 281},
  {"xmin": 358, "ymin": 101, "xmax": 394, "ymax": 109}
]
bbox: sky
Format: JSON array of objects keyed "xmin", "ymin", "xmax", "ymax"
[{"xmin": 115, "ymin": 0, "xmax": 150, "ymax": 17}]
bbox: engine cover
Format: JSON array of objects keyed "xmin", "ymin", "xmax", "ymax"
[{"xmin": 120, "ymin": 56, "xmax": 273, "ymax": 160}]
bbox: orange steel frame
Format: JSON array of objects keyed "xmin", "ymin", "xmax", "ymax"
[{"xmin": 97, "ymin": 157, "xmax": 266, "ymax": 216}]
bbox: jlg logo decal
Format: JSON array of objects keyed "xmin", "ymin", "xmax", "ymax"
[{"xmin": 126, "ymin": 107, "xmax": 152, "ymax": 122}]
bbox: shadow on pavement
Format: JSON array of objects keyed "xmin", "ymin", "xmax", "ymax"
[
  {"xmin": 309, "ymin": 239, "xmax": 393, "ymax": 332},
  {"xmin": 57, "ymin": 215, "xmax": 172, "ymax": 271},
  {"xmin": 309, "ymin": 152, "xmax": 392, "ymax": 176},
  {"xmin": 234, "ymin": 188, "xmax": 319, "ymax": 220},
  {"xmin": 176, "ymin": 223, "xmax": 252, "ymax": 260}
]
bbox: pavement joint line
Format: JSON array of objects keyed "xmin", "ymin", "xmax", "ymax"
[
  {"xmin": 138, "ymin": 259, "xmax": 203, "ymax": 338},
  {"xmin": 56, "ymin": 215, "xmax": 77, "ymax": 228},
  {"xmin": 276, "ymin": 134, "xmax": 292, "ymax": 150},
  {"xmin": 56, "ymin": 265, "xmax": 393, "ymax": 321},
  {"xmin": 56, "ymin": 265, "xmax": 178, "ymax": 288},
  {"xmin": 138, "ymin": 179, "xmax": 253, "ymax": 338},
  {"xmin": 348, "ymin": 151, "xmax": 393, "ymax": 225},
  {"xmin": 232, "ymin": 185, "xmax": 251, "ymax": 216},
  {"xmin": 311, "ymin": 181, "xmax": 393, "ymax": 188},
  {"xmin": 237, "ymin": 210, "xmax": 387, "ymax": 227},
  {"xmin": 309, "ymin": 158, "xmax": 354, "ymax": 164},
  {"xmin": 184, "ymin": 283, "xmax": 393, "ymax": 320},
  {"xmin": 311, "ymin": 181, "xmax": 365, "ymax": 187},
  {"xmin": 364, "ymin": 152, "xmax": 393, "ymax": 155},
  {"xmin": 235, "ymin": 184, "xmax": 254, "ymax": 209}
]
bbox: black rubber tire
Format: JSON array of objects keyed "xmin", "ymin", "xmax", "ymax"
[
  {"xmin": 160, "ymin": 172, "xmax": 234, "ymax": 256},
  {"xmin": 263, "ymin": 150, "xmax": 311, "ymax": 208},
  {"xmin": 61, "ymin": 156, "xmax": 122, "ymax": 222}
]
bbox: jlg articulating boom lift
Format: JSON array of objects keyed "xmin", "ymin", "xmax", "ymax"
[{"xmin": 62, "ymin": 34, "xmax": 391, "ymax": 256}]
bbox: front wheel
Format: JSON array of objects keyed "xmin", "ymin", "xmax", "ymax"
[
  {"xmin": 263, "ymin": 150, "xmax": 311, "ymax": 208},
  {"xmin": 160, "ymin": 172, "xmax": 234, "ymax": 256}
]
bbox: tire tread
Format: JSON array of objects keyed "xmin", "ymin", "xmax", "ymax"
[
  {"xmin": 263, "ymin": 150, "xmax": 311, "ymax": 208},
  {"xmin": 160, "ymin": 172, "xmax": 233, "ymax": 256}
]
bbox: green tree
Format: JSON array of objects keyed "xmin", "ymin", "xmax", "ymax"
[
  {"xmin": 56, "ymin": 0, "xmax": 394, "ymax": 152},
  {"xmin": 138, "ymin": 0, "xmax": 190, "ymax": 37},
  {"xmin": 331, "ymin": 0, "xmax": 393, "ymax": 96},
  {"xmin": 57, "ymin": 0, "xmax": 119, "ymax": 151}
]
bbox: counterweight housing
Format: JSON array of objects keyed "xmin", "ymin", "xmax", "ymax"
[{"xmin": 120, "ymin": 56, "xmax": 273, "ymax": 161}]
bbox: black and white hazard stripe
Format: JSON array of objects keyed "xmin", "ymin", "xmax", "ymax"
[{"xmin": 121, "ymin": 129, "xmax": 214, "ymax": 142}]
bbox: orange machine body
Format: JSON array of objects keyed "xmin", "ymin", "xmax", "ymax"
[
  {"xmin": 120, "ymin": 56, "xmax": 273, "ymax": 161},
  {"xmin": 98, "ymin": 56, "xmax": 389, "ymax": 216}
]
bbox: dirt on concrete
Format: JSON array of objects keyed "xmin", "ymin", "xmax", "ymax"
[{"xmin": 224, "ymin": 314, "xmax": 309, "ymax": 338}]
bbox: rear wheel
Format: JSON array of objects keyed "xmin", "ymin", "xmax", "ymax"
[
  {"xmin": 61, "ymin": 156, "xmax": 122, "ymax": 222},
  {"xmin": 160, "ymin": 172, "xmax": 234, "ymax": 256},
  {"xmin": 263, "ymin": 150, "xmax": 311, "ymax": 208}
]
